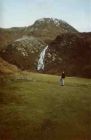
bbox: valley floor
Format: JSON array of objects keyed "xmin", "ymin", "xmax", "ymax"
[{"xmin": 0, "ymin": 72, "xmax": 91, "ymax": 140}]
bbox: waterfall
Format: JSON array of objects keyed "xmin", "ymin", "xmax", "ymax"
[{"xmin": 37, "ymin": 45, "xmax": 48, "ymax": 70}]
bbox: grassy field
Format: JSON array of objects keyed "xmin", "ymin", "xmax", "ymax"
[{"xmin": 0, "ymin": 72, "xmax": 91, "ymax": 140}]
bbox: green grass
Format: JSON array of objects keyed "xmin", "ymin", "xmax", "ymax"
[{"xmin": 0, "ymin": 72, "xmax": 91, "ymax": 140}]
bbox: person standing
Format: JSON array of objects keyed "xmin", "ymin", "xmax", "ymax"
[{"xmin": 60, "ymin": 71, "xmax": 65, "ymax": 86}]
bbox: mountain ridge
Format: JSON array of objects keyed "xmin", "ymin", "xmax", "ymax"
[{"xmin": 0, "ymin": 18, "xmax": 78, "ymax": 49}]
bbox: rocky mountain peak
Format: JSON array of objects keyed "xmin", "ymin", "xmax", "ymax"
[
  {"xmin": 27, "ymin": 17, "xmax": 78, "ymax": 44},
  {"xmin": 34, "ymin": 18, "xmax": 69, "ymax": 26},
  {"xmin": 32, "ymin": 18, "xmax": 78, "ymax": 33}
]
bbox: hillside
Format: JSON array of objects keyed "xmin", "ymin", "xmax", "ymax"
[
  {"xmin": 0, "ymin": 18, "xmax": 91, "ymax": 77},
  {"xmin": 45, "ymin": 32, "xmax": 91, "ymax": 77},
  {"xmin": 1, "ymin": 32, "xmax": 91, "ymax": 77},
  {"xmin": 0, "ymin": 27, "xmax": 26, "ymax": 50},
  {"xmin": 0, "ymin": 36, "xmax": 46, "ymax": 70},
  {"xmin": 0, "ymin": 57, "xmax": 19, "ymax": 75}
]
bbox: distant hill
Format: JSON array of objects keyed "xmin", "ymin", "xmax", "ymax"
[
  {"xmin": 0, "ymin": 18, "xmax": 78, "ymax": 49},
  {"xmin": 0, "ymin": 27, "xmax": 26, "ymax": 50},
  {"xmin": 26, "ymin": 18, "xmax": 78, "ymax": 43}
]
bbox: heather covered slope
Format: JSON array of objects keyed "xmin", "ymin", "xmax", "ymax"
[
  {"xmin": 45, "ymin": 33, "xmax": 91, "ymax": 77},
  {"xmin": 0, "ymin": 57, "xmax": 19, "ymax": 74}
]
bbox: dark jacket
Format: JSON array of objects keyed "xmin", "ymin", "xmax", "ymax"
[{"xmin": 61, "ymin": 72, "xmax": 65, "ymax": 78}]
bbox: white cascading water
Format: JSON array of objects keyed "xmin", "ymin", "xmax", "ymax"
[{"xmin": 37, "ymin": 45, "xmax": 48, "ymax": 70}]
